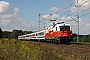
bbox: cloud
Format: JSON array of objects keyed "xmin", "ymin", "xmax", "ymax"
[
  {"xmin": 50, "ymin": 7, "xmax": 59, "ymax": 11},
  {"xmin": 0, "ymin": 17, "xmax": 35, "ymax": 31},
  {"xmin": 86, "ymin": 23, "xmax": 90, "ymax": 27},
  {"xmin": 0, "ymin": 1, "xmax": 20, "ymax": 18},
  {"xmin": 0, "ymin": 1, "xmax": 34, "ymax": 31},
  {"xmin": 0, "ymin": 19, "xmax": 11, "ymax": 26},
  {"xmin": 14, "ymin": 7, "xmax": 20, "ymax": 13},
  {"xmin": 78, "ymin": 19, "xmax": 90, "ymax": 34},
  {"xmin": 43, "ymin": 14, "xmax": 60, "ymax": 20},
  {"xmin": 50, "ymin": 7, "xmax": 64, "ymax": 12}
]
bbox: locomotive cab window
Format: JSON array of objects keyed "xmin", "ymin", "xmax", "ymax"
[{"xmin": 59, "ymin": 26, "xmax": 70, "ymax": 31}]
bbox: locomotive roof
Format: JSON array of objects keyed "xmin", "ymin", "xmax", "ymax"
[
  {"xmin": 56, "ymin": 23, "xmax": 70, "ymax": 26},
  {"xmin": 47, "ymin": 23, "xmax": 70, "ymax": 30}
]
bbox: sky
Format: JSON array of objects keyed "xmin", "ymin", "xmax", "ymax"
[{"xmin": 0, "ymin": 0, "xmax": 90, "ymax": 35}]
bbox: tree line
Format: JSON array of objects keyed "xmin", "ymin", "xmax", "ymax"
[
  {"xmin": 0, "ymin": 28, "xmax": 33, "ymax": 39},
  {"xmin": 73, "ymin": 33, "xmax": 90, "ymax": 43}
]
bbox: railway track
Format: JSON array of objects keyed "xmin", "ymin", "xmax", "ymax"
[
  {"xmin": 26, "ymin": 40, "xmax": 90, "ymax": 51},
  {"xmin": 41, "ymin": 42, "xmax": 90, "ymax": 59},
  {"xmin": 22, "ymin": 40, "xmax": 90, "ymax": 59},
  {"xmin": 23, "ymin": 40, "xmax": 90, "ymax": 49},
  {"xmin": 69, "ymin": 43, "xmax": 90, "ymax": 51}
]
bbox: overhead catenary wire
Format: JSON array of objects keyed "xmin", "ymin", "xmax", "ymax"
[
  {"xmin": 55, "ymin": 0, "xmax": 90, "ymax": 20},
  {"xmin": 61, "ymin": 0, "xmax": 90, "ymax": 16},
  {"xmin": 78, "ymin": 0, "xmax": 90, "ymax": 7},
  {"xmin": 67, "ymin": 7, "xmax": 90, "ymax": 16},
  {"xmin": 80, "ymin": 12, "xmax": 90, "ymax": 17},
  {"xmin": 66, "ymin": 12, "xmax": 90, "ymax": 22},
  {"xmin": 55, "ymin": 1, "xmax": 75, "ymax": 14},
  {"xmin": 41, "ymin": 0, "xmax": 75, "ymax": 22},
  {"xmin": 57, "ymin": 0, "xmax": 90, "ymax": 20}
]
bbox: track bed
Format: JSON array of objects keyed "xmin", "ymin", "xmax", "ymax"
[{"xmin": 26, "ymin": 40, "xmax": 90, "ymax": 60}]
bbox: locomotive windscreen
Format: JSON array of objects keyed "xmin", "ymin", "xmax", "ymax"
[{"xmin": 59, "ymin": 26, "xmax": 70, "ymax": 31}]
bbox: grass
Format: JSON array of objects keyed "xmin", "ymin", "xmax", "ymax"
[{"xmin": 0, "ymin": 38, "xmax": 64, "ymax": 60}]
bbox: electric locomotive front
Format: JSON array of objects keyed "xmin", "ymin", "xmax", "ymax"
[{"xmin": 45, "ymin": 23, "xmax": 73, "ymax": 44}]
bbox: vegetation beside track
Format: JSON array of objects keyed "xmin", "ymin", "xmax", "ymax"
[
  {"xmin": 72, "ymin": 33, "xmax": 90, "ymax": 43},
  {"xmin": 0, "ymin": 38, "xmax": 90, "ymax": 60},
  {"xmin": 0, "ymin": 38, "xmax": 64, "ymax": 60}
]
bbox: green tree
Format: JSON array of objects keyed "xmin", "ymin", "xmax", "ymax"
[
  {"xmin": 0, "ymin": 28, "xmax": 2, "ymax": 39},
  {"xmin": 2, "ymin": 31, "xmax": 12, "ymax": 38},
  {"xmin": 12, "ymin": 30, "xmax": 23, "ymax": 39}
]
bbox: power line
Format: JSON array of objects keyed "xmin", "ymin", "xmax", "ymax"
[
  {"xmin": 55, "ymin": 0, "xmax": 90, "ymax": 20},
  {"xmin": 80, "ymin": 8, "xmax": 90, "ymax": 13},
  {"xmin": 67, "ymin": 7, "xmax": 90, "ymax": 18},
  {"xmin": 41, "ymin": 0, "xmax": 75, "ymax": 21},
  {"xmin": 55, "ymin": 1, "xmax": 75, "ymax": 14},
  {"xmin": 78, "ymin": 0, "xmax": 90, "ymax": 7},
  {"xmin": 67, "ymin": 12, "xmax": 90, "ymax": 21},
  {"xmin": 61, "ymin": 0, "xmax": 90, "ymax": 16},
  {"xmin": 80, "ymin": 12, "xmax": 90, "ymax": 17},
  {"xmin": 41, "ymin": 2, "xmax": 75, "ymax": 22},
  {"xmin": 69, "ymin": 6, "xmax": 90, "ymax": 18},
  {"xmin": 57, "ymin": 0, "xmax": 74, "ymax": 9}
]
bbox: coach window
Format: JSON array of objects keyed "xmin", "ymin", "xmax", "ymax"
[{"xmin": 56, "ymin": 27, "xmax": 57, "ymax": 31}]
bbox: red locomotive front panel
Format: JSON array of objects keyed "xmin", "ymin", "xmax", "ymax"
[
  {"xmin": 60, "ymin": 26, "xmax": 72, "ymax": 37},
  {"xmin": 53, "ymin": 31, "xmax": 72, "ymax": 38},
  {"xmin": 59, "ymin": 31, "xmax": 72, "ymax": 37},
  {"xmin": 45, "ymin": 23, "xmax": 73, "ymax": 38}
]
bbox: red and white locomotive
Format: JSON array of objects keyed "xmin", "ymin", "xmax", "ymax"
[{"xmin": 18, "ymin": 22, "xmax": 73, "ymax": 44}]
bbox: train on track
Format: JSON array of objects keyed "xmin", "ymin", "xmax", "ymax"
[{"xmin": 18, "ymin": 22, "xmax": 73, "ymax": 44}]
